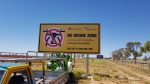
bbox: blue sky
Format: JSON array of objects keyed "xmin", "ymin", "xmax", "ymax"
[{"xmin": 0, "ymin": 0, "xmax": 150, "ymax": 57}]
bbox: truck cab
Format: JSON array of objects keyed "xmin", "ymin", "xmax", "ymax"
[
  {"xmin": 0, "ymin": 52, "xmax": 73, "ymax": 84},
  {"xmin": 0, "ymin": 63, "xmax": 34, "ymax": 84},
  {"xmin": 0, "ymin": 60, "xmax": 69, "ymax": 84}
]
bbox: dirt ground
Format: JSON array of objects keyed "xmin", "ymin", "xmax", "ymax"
[{"xmin": 73, "ymin": 59, "xmax": 150, "ymax": 84}]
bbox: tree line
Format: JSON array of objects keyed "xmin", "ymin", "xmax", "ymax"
[{"xmin": 112, "ymin": 41, "xmax": 150, "ymax": 63}]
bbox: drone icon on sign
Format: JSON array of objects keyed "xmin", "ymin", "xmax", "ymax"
[{"xmin": 43, "ymin": 28, "xmax": 65, "ymax": 48}]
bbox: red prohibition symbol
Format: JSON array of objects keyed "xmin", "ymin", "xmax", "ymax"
[{"xmin": 43, "ymin": 28, "xmax": 65, "ymax": 48}]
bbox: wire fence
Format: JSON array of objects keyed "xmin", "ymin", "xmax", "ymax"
[{"xmin": 114, "ymin": 60, "xmax": 150, "ymax": 71}]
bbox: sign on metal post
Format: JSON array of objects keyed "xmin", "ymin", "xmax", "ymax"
[
  {"xmin": 38, "ymin": 23, "xmax": 100, "ymax": 54},
  {"xmin": 86, "ymin": 54, "xmax": 89, "ymax": 74}
]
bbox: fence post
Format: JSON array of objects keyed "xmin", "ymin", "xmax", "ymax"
[
  {"xmin": 86, "ymin": 54, "xmax": 89, "ymax": 74},
  {"xmin": 149, "ymin": 64, "xmax": 150, "ymax": 71}
]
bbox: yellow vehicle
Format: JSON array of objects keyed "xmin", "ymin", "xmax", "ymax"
[
  {"xmin": 0, "ymin": 63, "xmax": 34, "ymax": 84},
  {"xmin": 0, "ymin": 59, "xmax": 68, "ymax": 84}
]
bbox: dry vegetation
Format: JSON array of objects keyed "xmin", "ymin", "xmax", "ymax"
[{"xmin": 73, "ymin": 59, "xmax": 150, "ymax": 84}]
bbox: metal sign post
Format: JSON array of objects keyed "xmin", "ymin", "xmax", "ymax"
[
  {"xmin": 74, "ymin": 53, "xmax": 75, "ymax": 66},
  {"xmin": 86, "ymin": 54, "xmax": 89, "ymax": 74}
]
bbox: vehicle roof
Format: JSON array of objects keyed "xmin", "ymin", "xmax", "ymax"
[{"xmin": 0, "ymin": 63, "xmax": 23, "ymax": 70}]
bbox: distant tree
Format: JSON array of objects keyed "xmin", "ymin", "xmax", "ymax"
[
  {"xmin": 122, "ymin": 48, "xmax": 131, "ymax": 60},
  {"xmin": 118, "ymin": 48, "xmax": 125, "ymax": 60},
  {"xmin": 140, "ymin": 46, "xmax": 148, "ymax": 61},
  {"xmin": 144, "ymin": 41, "xmax": 150, "ymax": 59},
  {"xmin": 126, "ymin": 42, "xmax": 142, "ymax": 63},
  {"xmin": 112, "ymin": 50, "xmax": 118, "ymax": 60},
  {"xmin": 112, "ymin": 49, "xmax": 123, "ymax": 61},
  {"xmin": 112, "ymin": 51, "xmax": 117, "ymax": 60},
  {"xmin": 117, "ymin": 49, "xmax": 123, "ymax": 60},
  {"xmin": 140, "ymin": 46, "xmax": 146, "ymax": 54},
  {"xmin": 116, "ymin": 48, "xmax": 131, "ymax": 62}
]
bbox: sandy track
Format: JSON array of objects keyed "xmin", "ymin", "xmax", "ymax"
[
  {"xmin": 110, "ymin": 61, "xmax": 150, "ymax": 83},
  {"xmin": 75, "ymin": 59, "xmax": 150, "ymax": 84}
]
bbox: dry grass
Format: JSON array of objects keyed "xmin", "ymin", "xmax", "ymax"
[{"xmin": 73, "ymin": 59, "xmax": 150, "ymax": 84}]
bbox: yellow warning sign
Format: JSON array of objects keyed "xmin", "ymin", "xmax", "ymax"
[{"xmin": 38, "ymin": 23, "xmax": 100, "ymax": 54}]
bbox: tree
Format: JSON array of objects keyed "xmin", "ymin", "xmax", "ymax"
[
  {"xmin": 126, "ymin": 42, "xmax": 142, "ymax": 63},
  {"xmin": 112, "ymin": 50, "xmax": 119, "ymax": 60},
  {"xmin": 140, "ymin": 46, "xmax": 148, "ymax": 61},
  {"xmin": 140, "ymin": 46, "xmax": 146, "ymax": 54},
  {"xmin": 118, "ymin": 48, "xmax": 126, "ymax": 60},
  {"xmin": 144, "ymin": 41, "xmax": 150, "ymax": 59},
  {"xmin": 122, "ymin": 48, "xmax": 131, "ymax": 60},
  {"xmin": 112, "ymin": 49, "xmax": 123, "ymax": 61}
]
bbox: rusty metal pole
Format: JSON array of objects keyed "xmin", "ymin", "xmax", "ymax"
[
  {"xmin": 86, "ymin": 54, "xmax": 89, "ymax": 74},
  {"xmin": 73, "ymin": 53, "xmax": 75, "ymax": 66},
  {"xmin": 149, "ymin": 64, "xmax": 150, "ymax": 71},
  {"xmin": 36, "ymin": 52, "xmax": 38, "ymax": 58}
]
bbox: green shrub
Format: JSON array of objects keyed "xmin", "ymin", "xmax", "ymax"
[
  {"xmin": 93, "ymin": 75, "xmax": 102, "ymax": 81},
  {"xmin": 73, "ymin": 70, "xmax": 85, "ymax": 80}
]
